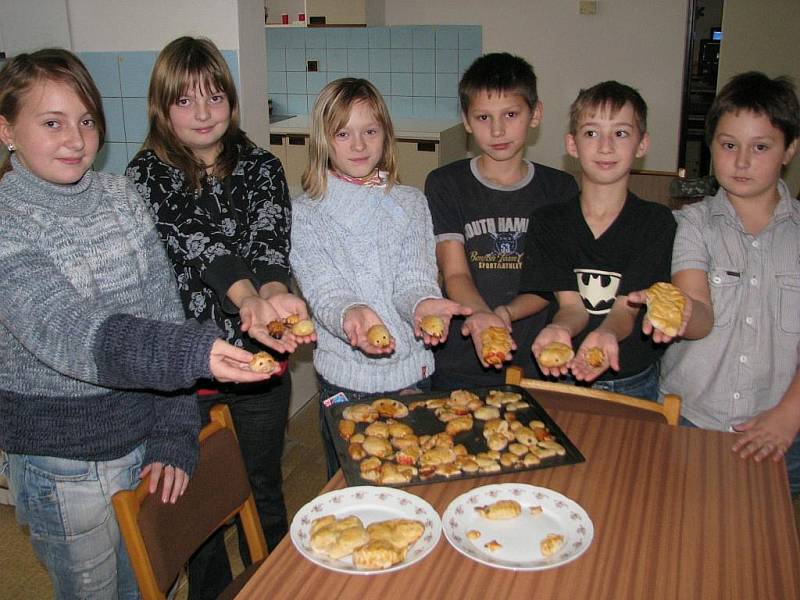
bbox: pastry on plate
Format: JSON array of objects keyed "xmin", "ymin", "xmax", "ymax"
[
  {"xmin": 646, "ymin": 281, "xmax": 686, "ymax": 337},
  {"xmin": 475, "ymin": 499, "xmax": 522, "ymax": 520},
  {"xmin": 352, "ymin": 539, "xmax": 407, "ymax": 569},
  {"xmin": 309, "ymin": 515, "xmax": 370, "ymax": 560},
  {"xmin": 540, "ymin": 533, "xmax": 565, "ymax": 557},
  {"xmin": 366, "ymin": 518, "xmax": 425, "ymax": 548},
  {"xmin": 538, "ymin": 341, "xmax": 574, "ymax": 368}
]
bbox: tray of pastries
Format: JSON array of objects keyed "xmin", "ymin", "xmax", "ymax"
[{"xmin": 323, "ymin": 385, "xmax": 585, "ymax": 488}]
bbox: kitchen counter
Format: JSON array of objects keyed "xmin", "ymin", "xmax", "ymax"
[{"xmin": 269, "ymin": 115, "xmax": 463, "ymax": 142}]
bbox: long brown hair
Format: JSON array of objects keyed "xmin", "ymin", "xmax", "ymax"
[
  {"xmin": 302, "ymin": 78, "xmax": 398, "ymax": 199},
  {"xmin": 0, "ymin": 48, "xmax": 106, "ymax": 180},
  {"xmin": 142, "ymin": 36, "xmax": 251, "ymax": 192}
]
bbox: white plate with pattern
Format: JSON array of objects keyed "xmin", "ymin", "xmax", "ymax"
[
  {"xmin": 442, "ymin": 483, "xmax": 593, "ymax": 570},
  {"xmin": 290, "ymin": 486, "xmax": 441, "ymax": 574}
]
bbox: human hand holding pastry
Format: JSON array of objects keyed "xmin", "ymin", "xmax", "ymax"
[
  {"xmin": 208, "ymin": 339, "xmax": 277, "ymax": 383},
  {"xmin": 343, "ymin": 305, "xmax": 396, "ymax": 355},
  {"xmin": 239, "ymin": 295, "xmax": 297, "ymax": 353},
  {"xmin": 571, "ymin": 329, "xmax": 619, "ymax": 382},
  {"xmin": 461, "ymin": 311, "xmax": 515, "ymax": 368},
  {"xmin": 630, "ymin": 282, "xmax": 691, "ymax": 344},
  {"xmin": 264, "ymin": 292, "xmax": 317, "ymax": 346},
  {"xmin": 532, "ymin": 325, "xmax": 573, "ymax": 377},
  {"xmin": 413, "ymin": 298, "xmax": 472, "ymax": 346}
]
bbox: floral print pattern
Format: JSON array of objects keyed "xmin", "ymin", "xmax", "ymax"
[{"xmin": 127, "ymin": 145, "xmax": 291, "ymax": 348}]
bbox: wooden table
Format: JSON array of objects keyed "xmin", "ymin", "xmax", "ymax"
[{"xmin": 238, "ymin": 410, "xmax": 800, "ymax": 600}]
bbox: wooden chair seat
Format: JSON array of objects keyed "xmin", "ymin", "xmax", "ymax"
[
  {"xmin": 112, "ymin": 405, "xmax": 267, "ymax": 599},
  {"xmin": 505, "ymin": 366, "xmax": 681, "ymax": 425}
]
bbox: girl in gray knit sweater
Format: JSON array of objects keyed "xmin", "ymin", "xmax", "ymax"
[
  {"xmin": 0, "ymin": 49, "xmax": 272, "ymax": 599},
  {"xmin": 290, "ymin": 78, "xmax": 470, "ymax": 476}
]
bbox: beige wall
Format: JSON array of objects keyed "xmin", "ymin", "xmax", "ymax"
[
  {"xmin": 0, "ymin": 0, "xmax": 71, "ymax": 53},
  {"xmin": 718, "ymin": 0, "xmax": 800, "ymax": 196},
  {"xmin": 383, "ymin": 0, "xmax": 689, "ymax": 174}
]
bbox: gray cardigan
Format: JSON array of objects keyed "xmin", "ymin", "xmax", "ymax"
[
  {"xmin": 0, "ymin": 157, "xmax": 219, "ymax": 475},
  {"xmin": 290, "ymin": 175, "xmax": 441, "ymax": 393}
]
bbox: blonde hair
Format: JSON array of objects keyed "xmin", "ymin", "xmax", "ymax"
[
  {"xmin": 142, "ymin": 36, "xmax": 251, "ymax": 192},
  {"xmin": 302, "ymin": 78, "xmax": 398, "ymax": 199},
  {"xmin": 0, "ymin": 49, "xmax": 105, "ymax": 181}
]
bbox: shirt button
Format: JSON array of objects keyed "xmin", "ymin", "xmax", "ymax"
[
  {"xmin": 713, "ymin": 276, "xmax": 721, "ymax": 284},
  {"xmin": 739, "ymin": 355, "xmax": 748, "ymax": 364},
  {"xmin": 752, "ymin": 240, "xmax": 759, "ymax": 248},
  {"xmin": 745, "ymin": 316, "xmax": 753, "ymax": 325},
  {"xmin": 750, "ymin": 277, "xmax": 758, "ymax": 286},
  {"xmin": 733, "ymin": 392, "xmax": 741, "ymax": 400}
]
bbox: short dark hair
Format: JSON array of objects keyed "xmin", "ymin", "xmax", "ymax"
[
  {"xmin": 705, "ymin": 71, "xmax": 800, "ymax": 147},
  {"xmin": 459, "ymin": 52, "xmax": 537, "ymax": 114},
  {"xmin": 568, "ymin": 81, "xmax": 648, "ymax": 136}
]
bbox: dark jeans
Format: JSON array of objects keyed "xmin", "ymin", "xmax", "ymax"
[
  {"xmin": 317, "ymin": 375, "xmax": 431, "ymax": 480},
  {"xmin": 187, "ymin": 374, "xmax": 291, "ymax": 600}
]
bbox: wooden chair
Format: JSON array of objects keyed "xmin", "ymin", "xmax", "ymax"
[
  {"xmin": 112, "ymin": 404, "xmax": 267, "ymax": 600},
  {"xmin": 505, "ymin": 366, "xmax": 681, "ymax": 426}
]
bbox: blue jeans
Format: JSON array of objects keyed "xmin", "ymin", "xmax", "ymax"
[
  {"xmin": 681, "ymin": 416, "xmax": 800, "ymax": 497},
  {"xmin": 317, "ymin": 376, "xmax": 432, "ymax": 479},
  {"xmin": 7, "ymin": 445, "xmax": 145, "ymax": 600},
  {"xmin": 589, "ymin": 363, "xmax": 659, "ymax": 401}
]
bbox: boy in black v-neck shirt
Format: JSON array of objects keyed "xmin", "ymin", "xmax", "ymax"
[{"xmin": 519, "ymin": 81, "xmax": 675, "ymax": 400}]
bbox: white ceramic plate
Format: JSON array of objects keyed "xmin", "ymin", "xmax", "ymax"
[
  {"xmin": 290, "ymin": 486, "xmax": 441, "ymax": 574},
  {"xmin": 442, "ymin": 483, "xmax": 593, "ymax": 570}
]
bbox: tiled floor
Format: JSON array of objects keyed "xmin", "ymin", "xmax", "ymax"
[{"xmin": 0, "ymin": 396, "xmax": 329, "ymax": 600}]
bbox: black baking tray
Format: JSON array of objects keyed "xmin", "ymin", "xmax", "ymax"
[{"xmin": 323, "ymin": 384, "xmax": 585, "ymax": 488}]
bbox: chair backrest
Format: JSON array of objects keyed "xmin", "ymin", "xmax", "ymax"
[
  {"xmin": 112, "ymin": 404, "xmax": 267, "ymax": 600},
  {"xmin": 505, "ymin": 366, "xmax": 681, "ymax": 426}
]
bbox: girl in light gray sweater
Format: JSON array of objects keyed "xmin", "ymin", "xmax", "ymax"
[
  {"xmin": 290, "ymin": 78, "xmax": 469, "ymax": 476},
  {"xmin": 0, "ymin": 49, "xmax": 271, "ymax": 599}
]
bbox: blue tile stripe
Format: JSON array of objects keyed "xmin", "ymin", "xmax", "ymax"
[{"xmin": 265, "ymin": 25, "xmax": 481, "ymax": 118}]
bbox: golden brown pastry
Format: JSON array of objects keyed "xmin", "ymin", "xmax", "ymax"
[
  {"xmin": 362, "ymin": 435, "xmax": 393, "ymax": 458},
  {"xmin": 347, "ymin": 442, "xmax": 366, "ymax": 461},
  {"xmin": 584, "ymin": 346, "xmax": 606, "ymax": 368},
  {"xmin": 505, "ymin": 400, "xmax": 530, "ymax": 412},
  {"xmin": 342, "ymin": 403, "xmax": 379, "ymax": 423},
  {"xmin": 480, "ymin": 327, "xmax": 513, "ymax": 365},
  {"xmin": 364, "ymin": 421, "xmax": 390, "ymax": 438},
  {"xmin": 388, "ymin": 422, "xmax": 414, "ymax": 439},
  {"xmin": 309, "ymin": 515, "xmax": 370, "ymax": 560},
  {"xmin": 475, "ymin": 499, "xmax": 522, "ymax": 520},
  {"xmin": 367, "ymin": 324, "xmax": 392, "ymax": 348},
  {"xmin": 472, "ymin": 405, "xmax": 501, "ymax": 421},
  {"xmin": 419, "ymin": 446, "xmax": 457, "ymax": 466},
  {"xmin": 449, "ymin": 389, "xmax": 480, "ymax": 408},
  {"xmin": 378, "ymin": 462, "xmax": 413, "ymax": 485},
  {"xmin": 484, "ymin": 540, "xmax": 503, "ymax": 552},
  {"xmin": 338, "ymin": 419, "xmax": 356, "ymax": 441},
  {"xmin": 466, "ymin": 530, "xmax": 482, "ymax": 540},
  {"xmin": 391, "ymin": 434, "xmax": 419, "ymax": 450},
  {"xmin": 283, "ymin": 314, "xmax": 300, "ymax": 327},
  {"xmin": 266, "ymin": 320, "xmax": 285, "ymax": 339},
  {"xmin": 371, "ymin": 398, "xmax": 409, "ymax": 419},
  {"xmin": 538, "ymin": 341, "xmax": 574, "ymax": 368},
  {"xmin": 352, "ymin": 539, "xmax": 407, "ymax": 569},
  {"xmin": 540, "ymin": 533, "xmax": 565, "ymax": 557},
  {"xmin": 523, "ymin": 452, "xmax": 541, "ymax": 467},
  {"xmin": 485, "ymin": 433, "xmax": 509, "ymax": 452},
  {"xmin": 291, "ymin": 318, "xmax": 315, "ymax": 336},
  {"xmin": 395, "ymin": 444, "xmax": 421, "ymax": 465},
  {"xmin": 445, "ymin": 415, "xmax": 473, "ymax": 436},
  {"xmin": 485, "ymin": 390, "xmax": 522, "ymax": 407},
  {"xmin": 434, "ymin": 462, "xmax": 462, "ymax": 478},
  {"xmin": 537, "ymin": 440, "xmax": 566, "ymax": 456},
  {"xmin": 419, "ymin": 315, "xmax": 445, "ymax": 337},
  {"xmin": 366, "ymin": 519, "xmax": 425, "ymax": 548},
  {"xmin": 646, "ymin": 282, "xmax": 686, "ymax": 337},
  {"xmin": 248, "ymin": 351, "xmax": 279, "ymax": 374}
]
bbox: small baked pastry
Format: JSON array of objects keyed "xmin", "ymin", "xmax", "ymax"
[
  {"xmin": 367, "ymin": 519, "xmax": 425, "ymax": 548},
  {"xmin": 514, "ymin": 426, "xmax": 537, "ymax": 446},
  {"xmin": 480, "ymin": 327, "xmax": 513, "ymax": 365},
  {"xmin": 378, "ymin": 462, "xmax": 414, "ymax": 485},
  {"xmin": 537, "ymin": 440, "xmax": 566, "ymax": 456},
  {"xmin": 359, "ymin": 456, "xmax": 382, "ymax": 481},
  {"xmin": 458, "ymin": 456, "xmax": 479, "ymax": 473},
  {"xmin": 362, "ymin": 435, "xmax": 393, "ymax": 458},
  {"xmin": 391, "ymin": 434, "xmax": 419, "ymax": 450},
  {"xmin": 445, "ymin": 415, "xmax": 473, "ymax": 436},
  {"xmin": 449, "ymin": 389, "xmax": 480, "ymax": 408},
  {"xmin": 485, "ymin": 433, "xmax": 509, "ymax": 452},
  {"xmin": 371, "ymin": 398, "xmax": 409, "ymax": 419},
  {"xmin": 419, "ymin": 446, "xmax": 457, "ymax": 467},
  {"xmin": 435, "ymin": 408, "xmax": 459, "ymax": 422},
  {"xmin": 342, "ymin": 403, "xmax": 379, "ymax": 423},
  {"xmin": 347, "ymin": 442, "xmax": 366, "ymax": 461},
  {"xmin": 309, "ymin": 515, "xmax": 370, "ymax": 560},
  {"xmin": 646, "ymin": 282, "xmax": 686, "ymax": 337},
  {"xmin": 523, "ymin": 452, "xmax": 541, "ymax": 467},
  {"xmin": 508, "ymin": 442, "xmax": 528, "ymax": 457},
  {"xmin": 504, "ymin": 400, "xmax": 529, "ymax": 412},
  {"xmin": 538, "ymin": 341, "xmax": 574, "ymax": 368},
  {"xmin": 266, "ymin": 320, "xmax": 285, "ymax": 339},
  {"xmin": 395, "ymin": 444, "xmax": 421, "ymax": 465},
  {"xmin": 338, "ymin": 419, "xmax": 356, "ymax": 441},
  {"xmin": 486, "ymin": 390, "xmax": 522, "ymax": 407},
  {"xmin": 350, "ymin": 433, "xmax": 365, "ymax": 444},
  {"xmin": 388, "ymin": 422, "xmax": 414, "ymax": 439},
  {"xmin": 472, "ymin": 405, "xmax": 501, "ymax": 421},
  {"xmin": 419, "ymin": 315, "xmax": 445, "ymax": 337},
  {"xmin": 466, "ymin": 530, "xmax": 482, "ymax": 540},
  {"xmin": 484, "ymin": 540, "xmax": 502, "ymax": 552},
  {"xmin": 352, "ymin": 539, "xmax": 407, "ymax": 570},
  {"xmin": 364, "ymin": 421, "xmax": 390, "ymax": 439},
  {"xmin": 291, "ymin": 318, "xmax": 315, "ymax": 336},
  {"xmin": 584, "ymin": 346, "xmax": 605, "ymax": 368},
  {"xmin": 475, "ymin": 499, "xmax": 522, "ymax": 520},
  {"xmin": 434, "ymin": 462, "xmax": 462, "ymax": 478},
  {"xmin": 248, "ymin": 351, "xmax": 279, "ymax": 374},
  {"xmin": 500, "ymin": 452, "xmax": 518, "ymax": 467},
  {"xmin": 540, "ymin": 533, "xmax": 565, "ymax": 557},
  {"xmin": 367, "ymin": 324, "xmax": 392, "ymax": 348},
  {"xmin": 283, "ymin": 314, "xmax": 300, "ymax": 327}
]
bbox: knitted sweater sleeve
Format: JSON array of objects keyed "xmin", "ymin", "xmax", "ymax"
[
  {"xmin": 391, "ymin": 187, "xmax": 442, "ymax": 321},
  {"xmin": 0, "ymin": 207, "xmax": 216, "ymax": 392},
  {"xmin": 289, "ymin": 200, "xmax": 364, "ymax": 339}
]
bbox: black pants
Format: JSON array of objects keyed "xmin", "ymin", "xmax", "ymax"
[{"xmin": 187, "ymin": 374, "xmax": 291, "ymax": 600}]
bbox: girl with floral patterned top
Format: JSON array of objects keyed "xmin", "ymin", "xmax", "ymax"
[{"xmin": 126, "ymin": 36, "xmax": 312, "ymax": 600}]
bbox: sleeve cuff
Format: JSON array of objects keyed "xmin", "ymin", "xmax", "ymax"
[{"xmin": 203, "ymin": 255, "xmax": 258, "ymax": 314}]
